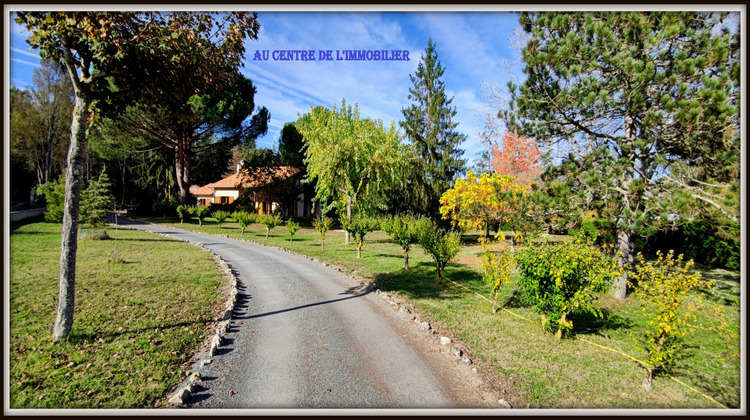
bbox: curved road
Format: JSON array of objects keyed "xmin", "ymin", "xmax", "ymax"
[{"xmin": 115, "ymin": 218, "xmax": 498, "ymax": 409}]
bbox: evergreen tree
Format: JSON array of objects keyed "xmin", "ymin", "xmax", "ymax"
[
  {"xmin": 80, "ymin": 166, "xmax": 114, "ymax": 229},
  {"xmin": 504, "ymin": 12, "xmax": 740, "ymax": 299},
  {"xmin": 400, "ymin": 38, "xmax": 467, "ymax": 222}
]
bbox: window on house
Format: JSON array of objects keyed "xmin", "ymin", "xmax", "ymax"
[{"xmin": 220, "ymin": 196, "xmax": 230, "ymax": 204}]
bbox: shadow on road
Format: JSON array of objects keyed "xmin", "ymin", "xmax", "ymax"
[{"xmin": 240, "ymin": 288, "xmax": 372, "ymax": 321}]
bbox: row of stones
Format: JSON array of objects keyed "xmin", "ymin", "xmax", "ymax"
[
  {"xmin": 130, "ymin": 223, "xmax": 511, "ymax": 409},
  {"xmin": 112, "ymin": 222, "xmax": 238, "ymax": 407}
]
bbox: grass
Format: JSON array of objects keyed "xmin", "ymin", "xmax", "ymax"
[
  {"xmin": 137, "ymin": 214, "xmax": 741, "ymax": 409},
  {"xmin": 9, "ymin": 221, "xmax": 229, "ymax": 408}
]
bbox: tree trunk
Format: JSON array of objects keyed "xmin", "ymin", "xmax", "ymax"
[
  {"xmin": 53, "ymin": 92, "xmax": 91, "ymax": 343},
  {"xmin": 357, "ymin": 244, "xmax": 362, "ymax": 258},
  {"xmin": 175, "ymin": 136, "xmax": 191, "ymax": 205},
  {"xmin": 404, "ymin": 249, "xmax": 410, "ymax": 270},
  {"xmin": 614, "ymin": 115, "xmax": 638, "ymax": 300},
  {"xmin": 345, "ymin": 194, "xmax": 352, "ymax": 245},
  {"xmin": 613, "ymin": 227, "xmax": 634, "ymax": 299}
]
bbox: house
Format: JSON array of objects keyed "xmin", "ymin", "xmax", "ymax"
[{"xmin": 189, "ymin": 166, "xmax": 316, "ymax": 217}]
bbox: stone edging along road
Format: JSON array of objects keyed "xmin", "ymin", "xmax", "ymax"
[{"xmin": 111, "ymin": 217, "xmax": 514, "ymax": 409}]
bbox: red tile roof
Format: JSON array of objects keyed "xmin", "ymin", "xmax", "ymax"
[{"xmin": 195, "ymin": 167, "xmax": 302, "ymax": 195}]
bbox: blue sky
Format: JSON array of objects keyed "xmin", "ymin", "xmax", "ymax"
[{"xmin": 8, "ymin": 11, "xmax": 528, "ymax": 167}]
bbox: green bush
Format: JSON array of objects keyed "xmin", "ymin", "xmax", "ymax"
[
  {"xmin": 151, "ymin": 201, "xmax": 174, "ymax": 219},
  {"xmin": 570, "ymin": 219, "xmax": 616, "ymax": 248},
  {"xmin": 414, "ymin": 218, "xmax": 462, "ymax": 281},
  {"xmin": 194, "ymin": 206, "xmax": 210, "ymax": 226},
  {"xmin": 176, "ymin": 205, "xmax": 190, "ymax": 223},
  {"xmin": 381, "ymin": 214, "xmax": 421, "ymax": 269},
  {"xmin": 232, "ymin": 211, "xmax": 255, "ymax": 235},
  {"xmin": 312, "ymin": 216, "xmax": 333, "ymax": 249},
  {"xmin": 341, "ymin": 215, "xmax": 379, "ymax": 258},
  {"xmin": 212, "ymin": 210, "xmax": 231, "ymax": 230},
  {"xmin": 516, "ymin": 238, "xmax": 618, "ymax": 338},
  {"xmin": 635, "ymin": 220, "xmax": 739, "ymax": 271},
  {"xmin": 286, "ymin": 220, "xmax": 300, "ymax": 243},
  {"xmin": 36, "ymin": 176, "xmax": 66, "ymax": 223},
  {"xmin": 260, "ymin": 214, "xmax": 282, "ymax": 240}
]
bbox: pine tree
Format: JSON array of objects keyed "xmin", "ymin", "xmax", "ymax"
[
  {"xmin": 400, "ymin": 38, "xmax": 467, "ymax": 222},
  {"xmin": 80, "ymin": 166, "xmax": 114, "ymax": 229},
  {"xmin": 504, "ymin": 12, "xmax": 740, "ymax": 299}
]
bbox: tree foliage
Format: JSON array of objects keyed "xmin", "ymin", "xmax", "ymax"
[
  {"xmin": 490, "ymin": 132, "xmax": 541, "ymax": 185},
  {"xmin": 36, "ymin": 176, "xmax": 66, "ymax": 223},
  {"xmin": 296, "ymin": 99, "xmax": 409, "ymax": 243},
  {"xmin": 439, "ymin": 170, "xmax": 527, "ymax": 240},
  {"xmin": 414, "ymin": 218, "xmax": 462, "ymax": 281},
  {"xmin": 381, "ymin": 214, "xmax": 421, "ymax": 269},
  {"xmin": 16, "ymin": 11, "xmax": 263, "ymax": 341},
  {"xmin": 312, "ymin": 216, "xmax": 333, "ymax": 250},
  {"xmin": 628, "ymin": 250, "xmax": 709, "ymax": 387},
  {"xmin": 9, "ymin": 61, "xmax": 73, "ymax": 188},
  {"xmin": 79, "ymin": 166, "xmax": 114, "ymax": 229},
  {"xmin": 504, "ymin": 12, "xmax": 740, "ymax": 299},
  {"xmin": 342, "ymin": 215, "xmax": 380, "ymax": 259},
  {"xmin": 516, "ymin": 238, "xmax": 619, "ymax": 338},
  {"xmin": 400, "ymin": 38, "xmax": 467, "ymax": 222}
]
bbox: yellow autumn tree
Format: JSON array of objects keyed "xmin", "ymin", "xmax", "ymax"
[{"xmin": 439, "ymin": 170, "xmax": 527, "ymax": 241}]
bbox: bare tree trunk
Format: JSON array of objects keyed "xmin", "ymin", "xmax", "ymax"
[
  {"xmin": 404, "ymin": 249, "xmax": 410, "ymax": 270},
  {"xmin": 175, "ymin": 137, "xmax": 191, "ymax": 205},
  {"xmin": 53, "ymin": 93, "xmax": 90, "ymax": 342},
  {"xmin": 345, "ymin": 194, "xmax": 352, "ymax": 245}
]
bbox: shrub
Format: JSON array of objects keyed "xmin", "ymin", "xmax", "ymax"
[
  {"xmin": 516, "ymin": 238, "xmax": 618, "ymax": 338},
  {"xmin": 414, "ymin": 218, "xmax": 462, "ymax": 281},
  {"xmin": 286, "ymin": 220, "xmax": 300, "ymax": 243},
  {"xmin": 151, "ymin": 201, "xmax": 174, "ymax": 219},
  {"xmin": 312, "ymin": 216, "xmax": 333, "ymax": 249},
  {"xmin": 176, "ymin": 205, "xmax": 190, "ymax": 223},
  {"xmin": 629, "ymin": 250, "xmax": 711, "ymax": 388},
  {"xmin": 36, "ymin": 176, "xmax": 66, "ymax": 223},
  {"xmin": 481, "ymin": 243, "xmax": 515, "ymax": 313},
  {"xmin": 232, "ymin": 211, "xmax": 254, "ymax": 235},
  {"xmin": 381, "ymin": 214, "xmax": 420, "ymax": 269},
  {"xmin": 635, "ymin": 220, "xmax": 739, "ymax": 271},
  {"xmin": 260, "ymin": 214, "xmax": 282, "ymax": 240},
  {"xmin": 194, "ymin": 206, "xmax": 211, "ymax": 226},
  {"xmin": 342, "ymin": 215, "xmax": 379, "ymax": 258},
  {"xmin": 212, "ymin": 210, "xmax": 230, "ymax": 230},
  {"xmin": 570, "ymin": 219, "xmax": 616, "ymax": 248}
]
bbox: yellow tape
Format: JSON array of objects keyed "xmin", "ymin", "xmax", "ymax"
[{"xmin": 445, "ymin": 277, "xmax": 729, "ymax": 409}]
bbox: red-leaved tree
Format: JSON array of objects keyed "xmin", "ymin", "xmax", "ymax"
[{"xmin": 491, "ymin": 132, "xmax": 541, "ymax": 185}]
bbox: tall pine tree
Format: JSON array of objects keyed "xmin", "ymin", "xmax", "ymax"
[
  {"xmin": 400, "ymin": 38, "xmax": 467, "ymax": 222},
  {"xmin": 504, "ymin": 12, "xmax": 740, "ymax": 299}
]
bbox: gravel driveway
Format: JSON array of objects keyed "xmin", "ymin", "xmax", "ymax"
[{"xmin": 113, "ymin": 218, "xmax": 500, "ymax": 410}]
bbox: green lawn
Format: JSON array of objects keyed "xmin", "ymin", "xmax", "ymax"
[
  {"xmin": 9, "ymin": 220, "xmax": 228, "ymax": 408},
  {"xmin": 139, "ymin": 214, "xmax": 741, "ymax": 409}
]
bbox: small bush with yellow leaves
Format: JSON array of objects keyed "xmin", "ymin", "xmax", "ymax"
[{"xmin": 629, "ymin": 250, "xmax": 710, "ymax": 380}]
